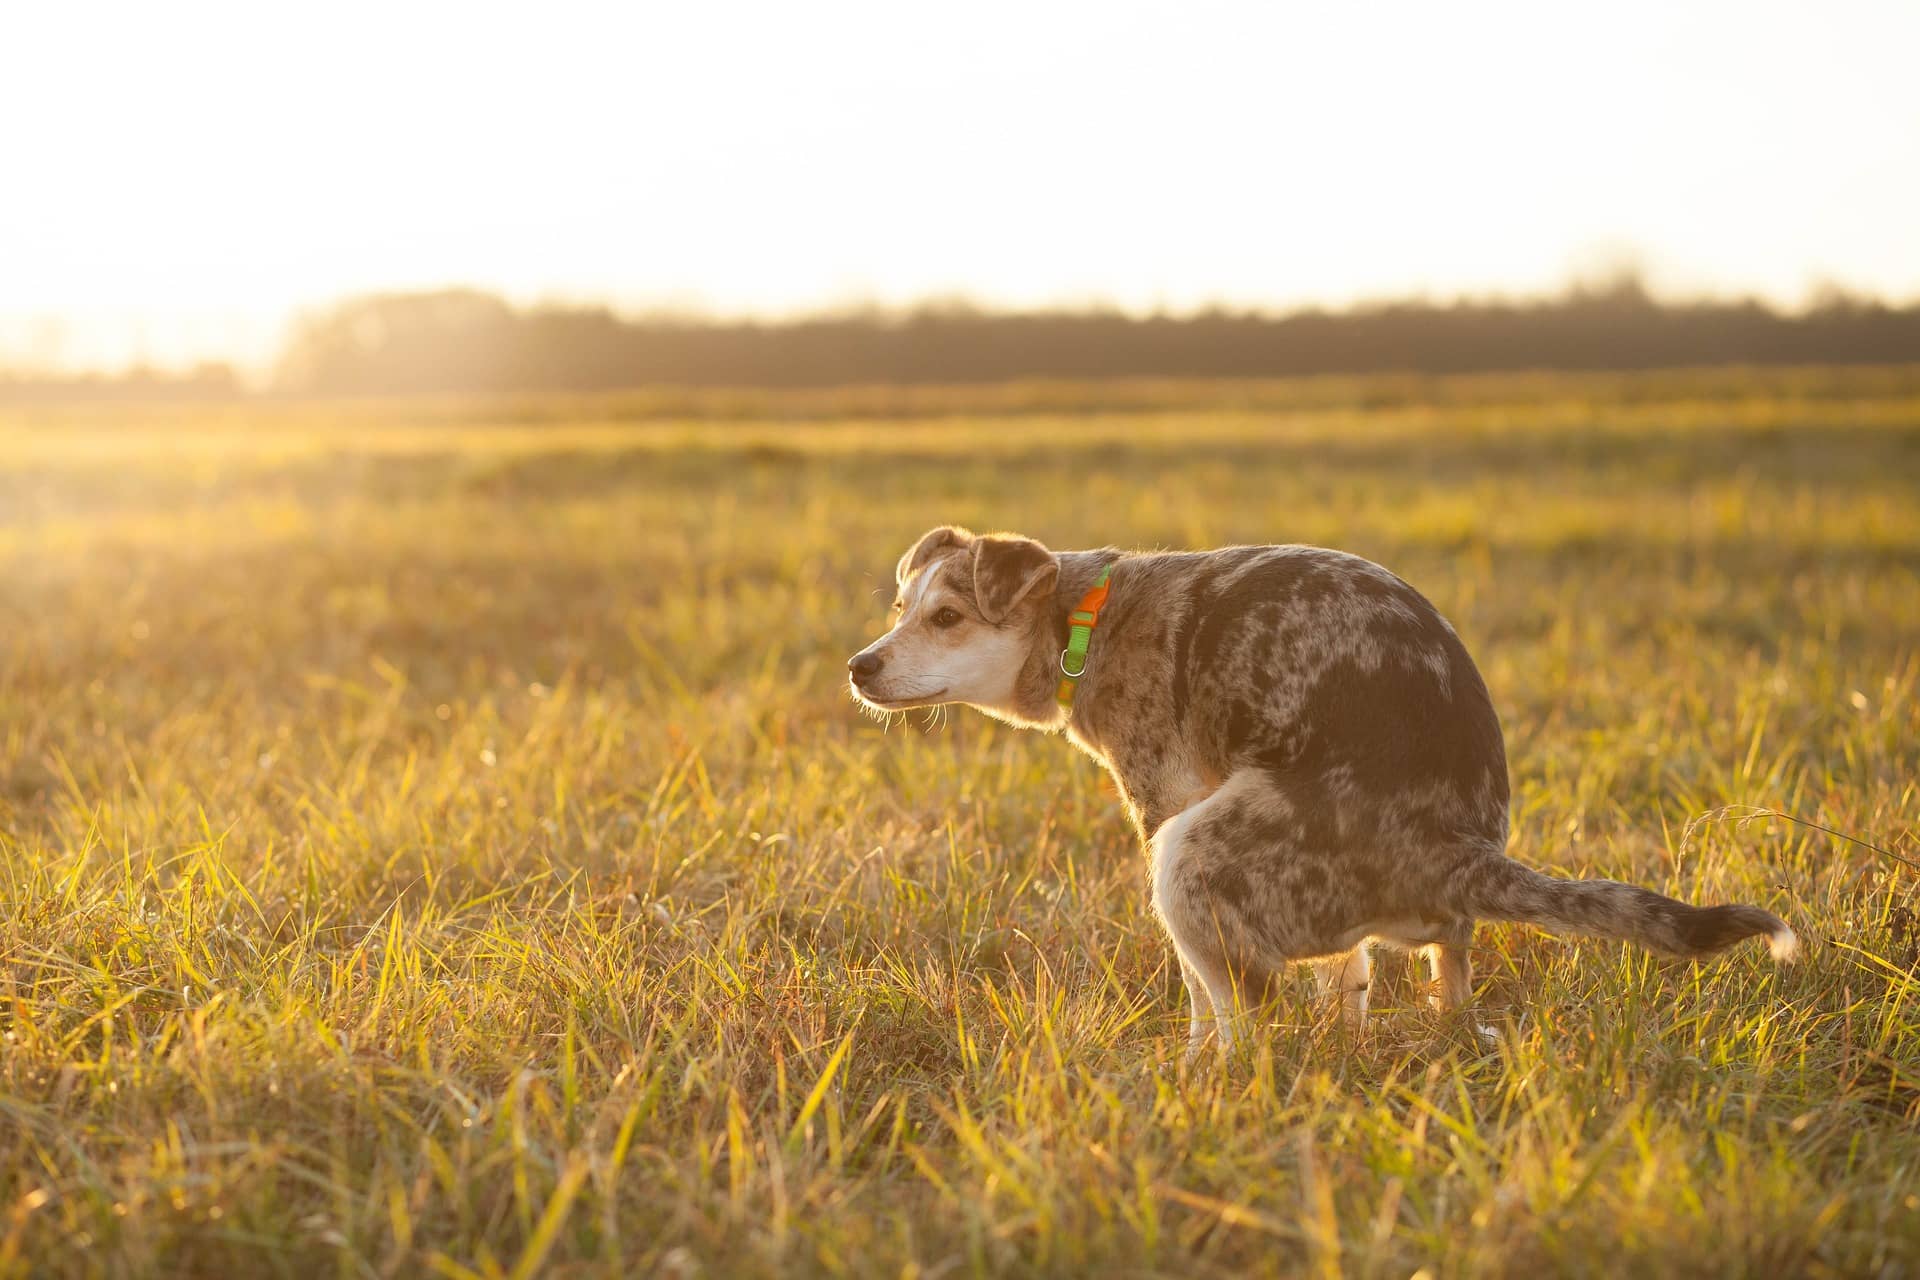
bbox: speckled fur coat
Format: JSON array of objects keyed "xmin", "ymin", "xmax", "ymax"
[{"xmin": 849, "ymin": 528, "xmax": 1797, "ymax": 1053}]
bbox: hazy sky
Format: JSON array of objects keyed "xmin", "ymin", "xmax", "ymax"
[{"xmin": 5, "ymin": 0, "xmax": 1918, "ymax": 371}]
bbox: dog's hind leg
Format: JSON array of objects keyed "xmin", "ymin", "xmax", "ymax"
[
  {"xmin": 1423, "ymin": 920, "xmax": 1496, "ymax": 1044},
  {"xmin": 1149, "ymin": 773, "xmax": 1313, "ymax": 1057},
  {"xmin": 1311, "ymin": 945, "xmax": 1371, "ymax": 1026},
  {"xmin": 1424, "ymin": 920, "xmax": 1474, "ymax": 1011}
]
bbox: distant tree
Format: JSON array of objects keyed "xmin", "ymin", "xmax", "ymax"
[
  {"xmin": 277, "ymin": 290, "xmax": 519, "ymax": 394},
  {"xmin": 264, "ymin": 284, "xmax": 1920, "ymax": 397},
  {"xmin": 0, "ymin": 361, "xmax": 239, "ymax": 403}
]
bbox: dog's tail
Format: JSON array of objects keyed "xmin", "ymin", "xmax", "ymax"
[{"xmin": 1456, "ymin": 857, "xmax": 1798, "ymax": 961}]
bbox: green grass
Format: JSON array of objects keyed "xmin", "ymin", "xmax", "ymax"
[{"xmin": 2, "ymin": 369, "xmax": 1917, "ymax": 1278}]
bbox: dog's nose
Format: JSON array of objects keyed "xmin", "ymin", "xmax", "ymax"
[{"xmin": 847, "ymin": 651, "xmax": 883, "ymax": 682}]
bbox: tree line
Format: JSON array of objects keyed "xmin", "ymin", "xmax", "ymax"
[{"xmin": 7, "ymin": 277, "xmax": 1919, "ymax": 400}]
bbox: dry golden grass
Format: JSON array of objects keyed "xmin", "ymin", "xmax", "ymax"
[{"xmin": 2, "ymin": 369, "xmax": 1917, "ymax": 1277}]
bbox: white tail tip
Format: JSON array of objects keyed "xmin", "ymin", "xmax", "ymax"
[{"xmin": 1768, "ymin": 925, "xmax": 1800, "ymax": 963}]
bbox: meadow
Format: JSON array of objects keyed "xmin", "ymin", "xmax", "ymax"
[{"xmin": 1, "ymin": 369, "xmax": 1917, "ymax": 1277}]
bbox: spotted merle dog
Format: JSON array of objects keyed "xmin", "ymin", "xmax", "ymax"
[{"xmin": 848, "ymin": 527, "xmax": 1797, "ymax": 1054}]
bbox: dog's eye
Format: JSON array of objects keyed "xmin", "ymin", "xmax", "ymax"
[{"xmin": 931, "ymin": 607, "xmax": 963, "ymax": 628}]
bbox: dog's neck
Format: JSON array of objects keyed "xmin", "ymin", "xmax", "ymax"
[
  {"xmin": 999, "ymin": 548, "xmax": 1126, "ymax": 730},
  {"xmin": 1049, "ymin": 549, "xmax": 1124, "ymax": 648}
]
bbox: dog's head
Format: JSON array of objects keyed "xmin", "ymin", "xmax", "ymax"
[{"xmin": 848, "ymin": 525, "xmax": 1058, "ymax": 719}]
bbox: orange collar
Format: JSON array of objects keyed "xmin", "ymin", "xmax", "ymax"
[{"xmin": 1055, "ymin": 563, "xmax": 1113, "ymax": 708}]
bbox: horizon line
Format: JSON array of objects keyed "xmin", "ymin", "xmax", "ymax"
[{"xmin": 9, "ymin": 268, "xmax": 1920, "ymax": 382}]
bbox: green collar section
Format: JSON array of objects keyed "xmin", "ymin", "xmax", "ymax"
[{"xmin": 1055, "ymin": 563, "xmax": 1114, "ymax": 708}]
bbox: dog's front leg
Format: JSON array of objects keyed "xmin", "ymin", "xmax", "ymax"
[{"xmin": 1176, "ymin": 954, "xmax": 1218, "ymax": 1056}]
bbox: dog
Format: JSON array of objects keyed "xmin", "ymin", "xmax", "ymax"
[{"xmin": 848, "ymin": 527, "xmax": 1798, "ymax": 1054}]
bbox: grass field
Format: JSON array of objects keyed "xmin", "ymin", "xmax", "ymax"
[{"xmin": 2, "ymin": 370, "xmax": 1918, "ymax": 1278}]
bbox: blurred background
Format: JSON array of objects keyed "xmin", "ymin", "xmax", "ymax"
[{"xmin": 4, "ymin": 0, "xmax": 1918, "ymax": 397}]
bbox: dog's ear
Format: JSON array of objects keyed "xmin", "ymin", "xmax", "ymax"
[
  {"xmin": 897, "ymin": 525, "xmax": 973, "ymax": 585},
  {"xmin": 970, "ymin": 535, "xmax": 1058, "ymax": 624}
]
